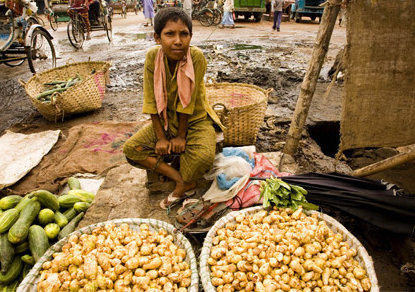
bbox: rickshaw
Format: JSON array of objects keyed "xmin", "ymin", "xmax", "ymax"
[
  {"xmin": 0, "ymin": 0, "xmax": 56, "ymax": 73},
  {"xmin": 108, "ymin": 0, "xmax": 126, "ymax": 18},
  {"xmin": 125, "ymin": 0, "xmax": 138, "ymax": 14},
  {"xmin": 67, "ymin": 0, "xmax": 112, "ymax": 48},
  {"xmin": 45, "ymin": 0, "xmax": 71, "ymax": 31}
]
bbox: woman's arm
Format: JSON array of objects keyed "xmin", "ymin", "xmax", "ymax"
[
  {"xmin": 151, "ymin": 114, "xmax": 170, "ymax": 155},
  {"xmin": 170, "ymin": 113, "xmax": 189, "ymax": 153}
]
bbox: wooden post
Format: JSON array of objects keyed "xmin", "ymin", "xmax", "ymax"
[
  {"xmin": 283, "ymin": 0, "xmax": 342, "ymax": 156},
  {"xmin": 352, "ymin": 145, "xmax": 415, "ymax": 177}
]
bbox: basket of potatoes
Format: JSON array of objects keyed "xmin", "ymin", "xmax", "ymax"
[
  {"xmin": 18, "ymin": 218, "xmax": 199, "ymax": 292},
  {"xmin": 200, "ymin": 206, "xmax": 379, "ymax": 292}
]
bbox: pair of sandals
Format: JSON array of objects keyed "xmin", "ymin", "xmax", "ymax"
[{"xmin": 159, "ymin": 189, "xmax": 196, "ymax": 210}]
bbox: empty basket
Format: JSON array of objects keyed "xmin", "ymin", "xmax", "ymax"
[{"xmin": 206, "ymin": 82, "xmax": 271, "ymax": 145}]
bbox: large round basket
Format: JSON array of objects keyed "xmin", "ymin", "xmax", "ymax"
[
  {"xmin": 200, "ymin": 206, "xmax": 379, "ymax": 292},
  {"xmin": 21, "ymin": 61, "xmax": 111, "ymax": 122},
  {"xmin": 206, "ymin": 82, "xmax": 270, "ymax": 146},
  {"xmin": 17, "ymin": 218, "xmax": 199, "ymax": 292}
]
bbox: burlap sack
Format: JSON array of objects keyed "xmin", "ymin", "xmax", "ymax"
[
  {"xmin": 340, "ymin": 0, "xmax": 415, "ymax": 151},
  {"xmin": 7, "ymin": 121, "xmax": 148, "ymax": 195}
]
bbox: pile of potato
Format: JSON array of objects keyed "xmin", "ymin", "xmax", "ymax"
[
  {"xmin": 37, "ymin": 223, "xmax": 192, "ymax": 291},
  {"xmin": 208, "ymin": 207, "xmax": 372, "ymax": 292}
]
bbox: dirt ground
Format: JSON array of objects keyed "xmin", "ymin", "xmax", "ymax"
[{"xmin": 1, "ymin": 13, "xmax": 414, "ymax": 290}]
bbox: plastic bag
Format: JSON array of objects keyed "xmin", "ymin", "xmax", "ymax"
[{"xmin": 204, "ymin": 154, "xmax": 252, "ymax": 181}]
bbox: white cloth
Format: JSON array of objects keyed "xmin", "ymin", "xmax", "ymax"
[
  {"xmin": 203, "ymin": 174, "xmax": 250, "ymax": 203},
  {"xmin": 183, "ymin": 0, "xmax": 192, "ymax": 19},
  {"xmin": 272, "ymin": 0, "xmax": 284, "ymax": 12},
  {"xmin": 222, "ymin": 0, "xmax": 234, "ymax": 12},
  {"xmin": 0, "ymin": 130, "xmax": 60, "ymax": 189}
]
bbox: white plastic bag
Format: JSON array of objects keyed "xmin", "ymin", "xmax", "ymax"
[{"xmin": 204, "ymin": 154, "xmax": 252, "ymax": 181}]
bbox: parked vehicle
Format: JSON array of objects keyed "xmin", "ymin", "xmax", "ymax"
[
  {"xmin": 67, "ymin": 0, "xmax": 112, "ymax": 49},
  {"xmin": 291, "ymin": 0, "xmax": 324, "ymax": 23},
  {"xmin": 45, "ymin": 0, "xmax": 71, "ymax": 31},
  {"xmin": 0, "ymin": 0, "xmax": 56, "ymax": 73},
  {"xmin": 109, "ymin": 0, "xmax": 127, "ymax": 18},
  {"xmin": 233, "ymin": 0, "xmax": 265, "ymax": 22},
  {"xmin": 191, "ymin": 0, "xmax": 218, "ymax": 27}
]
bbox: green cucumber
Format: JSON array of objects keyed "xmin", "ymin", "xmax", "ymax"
[
  {"xmin": 28, "ymin": 225, "xmax": 50, "ymax": 263},
  {"xmin": 0, "ymin": 234, "xmax": 15, "ymax": 274},
  {"xmin": 0, "ymin": 196, "xmax": 22, "ymax": 210},
  {"xmin": 8, "ymin": 200, "xmax": 41, "ymax": 244},
  {"xmin": 32, "ymin": 190, "xmax": 59, "ymax": 211},
  {"xmin": 0, "ymin": 257, "xmax": 23, "ymax": 285},
  {"xmin": 0, "ymin": 209, "xmax": 20, "ymax": 234}
]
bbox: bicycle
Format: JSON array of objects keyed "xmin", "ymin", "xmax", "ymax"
[
  {"xmin": 0, "ymin": 1, "xmax": 56, "ymax": 73},
  {"xmin": 46, "ymin": 2, "xmax": 71, "ymax": 31},
  {"xmin": 192, "ymin": 0, "xmax": 215, "ymax": 26},
  {"xmin": 66, "ymin": 0, "xmax": 112, "ymax": 49}
]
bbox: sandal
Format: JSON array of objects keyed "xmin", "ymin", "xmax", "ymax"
[{"xmin": 160, "ymin": 189, "xmax": 196, "ymax": 210}]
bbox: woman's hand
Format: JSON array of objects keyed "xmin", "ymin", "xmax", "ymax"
[
  {"xmin": 155, "ymin": 138, "xmax": 170, "ymax": 155},
  {"xmin": 170, "ymin": 136, "xmax": 186, "ymax": 153}
]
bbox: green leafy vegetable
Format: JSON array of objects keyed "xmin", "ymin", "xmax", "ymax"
[{"xmin": 259, "ymin": 177, "xmax": 319, "ymax": 211}]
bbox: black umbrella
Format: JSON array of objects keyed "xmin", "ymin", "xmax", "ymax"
[{"xmin": 280, "ymin": 173, "xmax": 415, "ymax": 237}]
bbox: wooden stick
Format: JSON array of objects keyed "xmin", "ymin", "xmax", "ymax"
[
  {"xmin": 323, "ymin": 48, "xmax": 346, "ymax": 99},
  {"xmin": 353, "ymin": 145, "xmax": 415, "ymax": 177},
  {"xmin": 283, "ymin": 0, "xmax": 342, "ymax": 156}
]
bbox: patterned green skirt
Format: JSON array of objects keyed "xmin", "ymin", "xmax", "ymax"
[{"xmin": 123, "ymin": 118, "xmax": 217, "ymax": 182}]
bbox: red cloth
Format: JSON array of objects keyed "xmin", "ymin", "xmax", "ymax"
[
  {"xmin": 154, "ymin": 48, "xmax": 195, "ymax": 131},
  {"xmin": 226, "ymin": 153, "xmax": 291, "ymax": 209},
  {"xmin": 5, "ymin": 0, "xmax": 24, "ymax": 15},
  {"xmin": 71, "ymin": 0, "xmax": 88, "ymax": 8}
]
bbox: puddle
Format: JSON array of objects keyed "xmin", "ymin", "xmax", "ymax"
[
  {"xmin": 232, "ymin": 43, "xmax": 263, "ymax": 50},
  {"xmin": 115, "ymin": 32, "xmax": 154, "ymax": 41}
]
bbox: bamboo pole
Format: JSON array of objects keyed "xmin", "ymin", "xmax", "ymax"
[
  {"xmin": 283, "ymin": 0, "xmax": 342, "ymax": 156},
  {"xmin": 353, "ymin": 145, "xmax": 415, "ymax": 177}
]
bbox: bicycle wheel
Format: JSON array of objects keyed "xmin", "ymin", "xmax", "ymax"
[
  {"xmin": 67, "ymin": 15, "xmax": 85, "ymax": 49},
  {"xmin": 103, "ymin": 12, "xmax": 112, "ymax": 42},
  {"xmin": 27, "ymin": 16, "xmax": 40, "ymax": 26},
  {"xmin": 199, "ymin": 11, "xmax": 213, "ymax": 27},
  {"xmin": 49, "ymin": 14, "xmax": 58, "ymax": 31},
  {"xmin": 212, "ymin": 8, "xmax": 222, "ymax": 26},
  {"xmin": 3, "ymin": 48, "xmax": 26, "ymax": 67},
  {"xmin": 27, "ymin": 28, "xmax": 56, "ymax": 73}
]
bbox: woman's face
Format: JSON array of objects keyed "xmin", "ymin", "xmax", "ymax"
[{"xmin": 155, "ymin": 19, "xmax": 192, "ymax": 61}]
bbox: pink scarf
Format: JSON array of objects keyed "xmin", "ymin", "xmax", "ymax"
[{"xmin": 154, "ymin": 48, "xmax": 195, "ymax": 130}]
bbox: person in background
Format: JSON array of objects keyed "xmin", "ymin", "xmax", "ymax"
[
  {"xmin": 123, "ymin": 7, "xmax": 224, "ymax": 210},
  {"xmin": 183, "ymin": 0, "xmax": 191, "ymax": 19},
  {"xmin": 272, "ymin": 0, "xmax": 284, "ymax": 31},
  {"xmin": 338, "ymin": 2, "xmax": 346, "ymax": 27},
  {"xmin": 219, "ymin": 0, "xmax": 234, "ymax": 29},
  {"xmin": 88, "ymin": 0, "xmax": 100, "ymax": 24},
  {"xmin": 142, "ymin": 0, "xmax": 154, "ymax": 26},
  {"xmin": 68, "ymin": 0, "xmax": 91, "ymax": 40}
]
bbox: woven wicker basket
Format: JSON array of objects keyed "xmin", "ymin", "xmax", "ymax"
[
  {"xmin": 18, "ymin": 218, "xmax": 199, "ymax": 292},
  {"xmin": 21, "ymin": 61, "xmax": 111, "ymax": 122},
  {"xmin": 206, "ymin": 82, "xmax": 271, "ymax": 146},
  {"xmin": 200, "ymin": 206, "xmax": 379, "ymax": 292}
]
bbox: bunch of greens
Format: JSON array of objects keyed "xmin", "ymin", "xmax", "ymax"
[{"xmin": 260, "ymin": 177, "xmax": 319, "ymax": 210}]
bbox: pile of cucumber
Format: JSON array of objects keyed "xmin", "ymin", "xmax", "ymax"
[
  {"xmin": 36, "ymin": 75, "xmax": 83, "ymax": 103},
  {"xmin": 0, "ymin": 177, "xmax": 95, "ymax": 290}
]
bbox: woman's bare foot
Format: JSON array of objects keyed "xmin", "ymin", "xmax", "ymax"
[{"xmin": 160, "ymin": 181, "xmax": 196, "ymax": 209}]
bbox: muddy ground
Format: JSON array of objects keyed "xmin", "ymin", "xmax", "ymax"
[{"xmin": 1, "ymin": 13, "xmax": 414, "ymax": 290}]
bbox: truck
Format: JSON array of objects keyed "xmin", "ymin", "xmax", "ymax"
[
  {"xmin": 291, "ymin": 0, "xmax": 325, "ymax": 23},
  {"xmin": 233, "ymin": 0, "xmax": 266, "ymax": 22}
]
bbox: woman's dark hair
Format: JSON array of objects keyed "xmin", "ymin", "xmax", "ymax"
[{"xmin": 154, "ymin": 7, "xmax": 192, "ymax": 36}]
